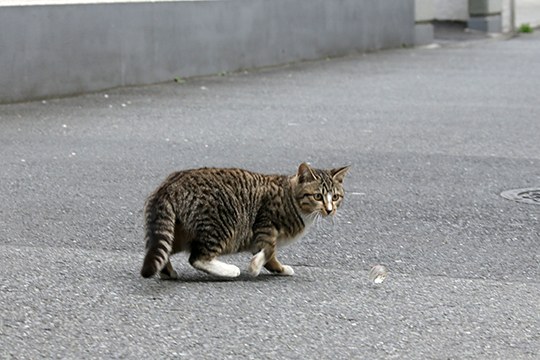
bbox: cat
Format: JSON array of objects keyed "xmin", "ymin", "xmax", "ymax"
[{"xmin": 140, "ymin": 162, "xmax": 349, "ymax": 279}]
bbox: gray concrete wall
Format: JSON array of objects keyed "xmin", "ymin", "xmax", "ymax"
[{"xmin": 0, "ymin": 0, "xmax": 415, "ymax": 103}]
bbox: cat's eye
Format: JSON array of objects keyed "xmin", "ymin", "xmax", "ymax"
[
  {"xmin": 313, "ymin": 193, "xmax": 323, "ymax": 201},
  {"xmin": 332, "ymin": 194, "xmax": 341, "ymax": 201}
]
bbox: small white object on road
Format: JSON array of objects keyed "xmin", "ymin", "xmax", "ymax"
[{"xmin": 369, "ymin": 265, "xmax": 388, "ymax": 284}]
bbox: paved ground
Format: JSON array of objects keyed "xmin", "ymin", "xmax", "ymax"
[{"xmin": 1, "ymin": 31, "xmax": 539, "ymax": 358}]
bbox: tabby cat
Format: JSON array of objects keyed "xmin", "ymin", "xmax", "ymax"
[{"xmin": 140, "ymin": 163, "xmax": 349, "ymax": 279}]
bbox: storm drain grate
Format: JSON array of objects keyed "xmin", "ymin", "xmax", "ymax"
[{"xmin": 500, "ymin": 188, "xmax": 540, "ymax": 205}]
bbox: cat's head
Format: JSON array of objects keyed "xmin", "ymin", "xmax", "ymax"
[{"xmin": 293, "ymin": 162, "xmax": 350, "ymax": 217}]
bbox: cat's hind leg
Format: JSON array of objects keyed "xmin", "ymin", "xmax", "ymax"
[
  {"xmin": 187, "ymin": 231, "xmax": 241, "ymax": 278},
  {"xmin": 159, "ymin": 260, "xmax": 179, "ymax": 280},
  {"xmin": 190, "ymin": 257, "xmax": 241, "ymax": 278},
  {"xmin": 188, "ymin": 241, "xmax": 240, "ymax": 278}
]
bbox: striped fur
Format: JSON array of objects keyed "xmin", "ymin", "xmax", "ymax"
[{"xmin": 140, "ymin": 163, "xmax": 349, "ymax": 279}]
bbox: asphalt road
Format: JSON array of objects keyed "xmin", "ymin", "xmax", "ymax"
[{"xmin": 1, "ymin": 32, "xmax": 539, "ymax": 359}]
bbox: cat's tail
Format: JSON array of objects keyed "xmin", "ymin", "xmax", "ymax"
[{"xmin": 140, "ymin": 193, "xmax": 176, "ymax": 278}]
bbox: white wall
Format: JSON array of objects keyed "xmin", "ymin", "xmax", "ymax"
[
  {"xmin": 434, "ymin": 0, "xmax": 468, "ymax": 21},
  {"xmin": 502, "ymin": 0, "xmax": 512, "ymax": 32},
  {"xmin": 434, "ymin": 0, "xmax": 514, "ymax": 32}
]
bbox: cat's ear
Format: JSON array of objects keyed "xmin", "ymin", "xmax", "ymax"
[
  {"xmin": 330, "ymin": 166, "xmax": 350, "ymax": 183},
  {"xmin": 297, "ymin": 162, "xmax": 318, "ymax": 183}
]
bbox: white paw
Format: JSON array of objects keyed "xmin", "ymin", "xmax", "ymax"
[
  {"xmin": 220, "ymin": 264, "xmax": 241, "ymax": 278},
  {"xmin": 249, "ymin": 250, "xmax": 266, "ymax": 277},
  {"xmin": 280, "ymin": 265, "xmax": 294, "ymax": 276},
  {"xmin": 193, "ymin": 259, "xmax": 241, "ymax": 278}
]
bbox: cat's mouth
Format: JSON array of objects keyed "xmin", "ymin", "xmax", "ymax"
[
  {"xmin": 302, "ymin": 210, "xmax": 335, "ymax": 225},
  {"xmin": 320, "ymin": 208, "xmax": 335, "ymax": 217},
  {"xmin": 317, "ymin": 208, "xmax": 336, "ymax": 218},
  {"xmin": 308, "ymin": 211, "xmax": 334, "ymax": 220}
]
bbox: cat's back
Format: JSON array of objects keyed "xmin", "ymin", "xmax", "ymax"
[
  {"xmin": 153, "ymin": 167, "xmax": 280, "ymax": 207},
  {"xmin": 161, "ymin": 166, "xmax": 261, "ymax": 191}
]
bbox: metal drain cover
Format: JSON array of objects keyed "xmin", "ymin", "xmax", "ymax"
[{"xmin": 500, "ymin": 188, "xmax": 540, "ymax": 205}]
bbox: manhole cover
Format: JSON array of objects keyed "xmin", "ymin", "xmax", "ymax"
[{"xmin": 500, "ymin": 188, "xmax": 540, "ymax": 205}]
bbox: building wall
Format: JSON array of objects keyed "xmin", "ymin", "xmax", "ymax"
[
  {"xmin": 502, "ymin": 0, "xmax": 512, "ymax": 32},
  {"xmin": 434, "ymin": 0, "xmax": 469, "ymax": 21},
  {"xmin": 0, "ymin": 0, "xmax": 415, "ymax": 103}
]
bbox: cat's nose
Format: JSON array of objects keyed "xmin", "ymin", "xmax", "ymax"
[{"xmin": 324, "ymin": 208, "xmax": 333, "ymax": 216}]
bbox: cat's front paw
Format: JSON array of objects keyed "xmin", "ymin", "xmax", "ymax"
[{"xmin": 249, "ymin": 250, "xmax": 265, "ymax": 277}]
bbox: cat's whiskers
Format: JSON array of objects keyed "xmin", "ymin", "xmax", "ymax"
[
  {"xmin": 305, "ymin": 211, "xmax": 318, "ymax": 225},
  {"xmin": 323, "ymin": 211, "xmax": 342, "ymax": 228},
  {"xmin": 309, "ymin": 211, "xmax": 324, "ymax": 229},
  {"xmin": 302, "ymin": 211, "xmax": 320, "ymax": 229},
  {"xmin": 330, "ymin": 212, "xmax": 343, "ymax": 227},
  {"xmin": 318, "ymin": 213, "xmax": 324, "ymax": 227}
]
